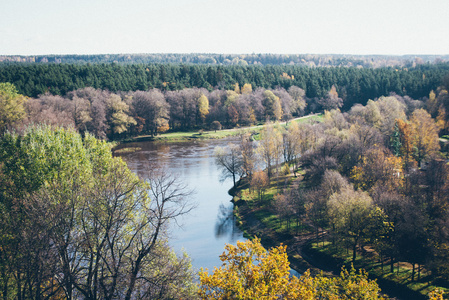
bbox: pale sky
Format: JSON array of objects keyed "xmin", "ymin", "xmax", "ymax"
[{"xmin": 1, "ymin": 0, "xmax": 448, "ymax": 56}]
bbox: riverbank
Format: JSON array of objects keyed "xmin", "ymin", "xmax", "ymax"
[
  {"xmin": 229, "ymin": 175, "xmax": 323, "ymax": 274},
  {"xmin": 229, "ymin": 175, "xmax": 445, "ymax": 300}
]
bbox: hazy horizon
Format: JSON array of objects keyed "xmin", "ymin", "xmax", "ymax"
[
  {"xmin": 3, "ymin": 52, "xmax": 449, "ymax": 57},
  {"xmin": 2, "ymin": 0, "xmax": 449, "ymax": 56}
]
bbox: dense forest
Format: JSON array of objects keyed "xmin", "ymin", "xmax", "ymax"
[
  {"xmin": 1, "ymin": 63, "xmax": 449, "ymax": 141},
  {"xmin": 2, "ymin": 75, "xmax": 449, "ymax": 142},
  {"xmin": 1, "ymin": 63, "xmax": 449, "ymax": 109}
]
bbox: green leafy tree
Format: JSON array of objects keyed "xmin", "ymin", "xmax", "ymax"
[
  {"xmin": 262, "ymin": 90, "xmax": 282, "ymax": 121},
  {"xmin": 0, "ymin": 125, "xmax": 196, "ymax": 300},
  {"xmin": 0, "ymin": 82, "xmax": 27, "ymax": 133},
  {"xmin": 328, "ymin": 187, "xmax": 374, "ymax": 263}
]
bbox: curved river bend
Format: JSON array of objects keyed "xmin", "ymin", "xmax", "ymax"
[{"xmin": 115, "ymin": 138, "xmax": 246, "ymax": 273}]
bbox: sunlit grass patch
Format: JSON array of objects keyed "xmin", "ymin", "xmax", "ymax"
[{"xmin": 113, "ymin": 146, "xmax": 142, "ymax": 154}]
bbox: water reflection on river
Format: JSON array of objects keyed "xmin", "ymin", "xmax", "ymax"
[{"xmin": 115, "ymin": 138, "xmax": 246, "ymax": 273}]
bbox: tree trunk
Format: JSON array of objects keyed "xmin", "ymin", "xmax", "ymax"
[
  {"xmin": 380, "ymin": 252, "xmax": 384, "ymax": 274},
  {"xmin": 352, "ymin": 242, "xmax": 357, "ymax": 263},
  {"xmin": 16, "ymin": 273, "xmax": 22, "ymax": 300},
  {"xmin": 322, "ymin": 230, "xmax": 325, "ymax": 248},
  {"xmin": 125, "ymin": 219, "xmax": 162, "ymax": 300},
  {"xmin": 390, "ymin": 257, "xmax": 394, "ymax": 273},
  {"xmin": 1, "ymin": 268, "xmax": 8, "ymax": 300}
]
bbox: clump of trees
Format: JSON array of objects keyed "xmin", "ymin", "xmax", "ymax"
[
  {"xmin": 198, "ymin": 238, "xmax": 384, "ymax": 299},
  {"xmin": 0, "ymin": 125, "xmax": 196, "ymax": 299},
  {"xmin": 0, "ymin": 82, "xmax": 27, "ymax": 133},
  {"xmin": 2, "ymin": 82, "xmax": 310, "ymax": 140},
  {"xmin": 218, "ymin": 82, "xmax": 449, "ymax": 289},
  {"xmin": 2, "ymin": 67, "xmax": 449, "ymax": 141}
]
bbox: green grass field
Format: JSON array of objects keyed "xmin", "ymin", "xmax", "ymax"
[{"xmin": 123, "ymin": 113, "xmax": 324, "ymax": 143}]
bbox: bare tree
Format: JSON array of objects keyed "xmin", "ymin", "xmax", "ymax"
[
  {"xmin": 240, "ymin": 134, "xmax": 256, "ymax": 178},
  {"xmin": 257, "ymin": 123, "xmax": 283, "ymax": 178},
  {"xmin": 288, "ymin": 86, "xmax": 307, "ymax": 116},
  {"xmin": 123, "ymin": 167, "xmax": 195, "ymax": 300},
  {"xmin": 214, "ymin": 143, "xmax": 243, "ymax": 188}
]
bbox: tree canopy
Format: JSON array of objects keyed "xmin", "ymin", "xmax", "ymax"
[
  {"xmin": 0, "ymin": 125, "xmax": 195, "ymax": 299},
  {"xmin": 198, "ymin": 238, "xmax": 384, "ymax": 299}
]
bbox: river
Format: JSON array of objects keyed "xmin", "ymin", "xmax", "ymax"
[{"xmin": 114, "ymin": 137, "xmax": 246, "ymax": 273}]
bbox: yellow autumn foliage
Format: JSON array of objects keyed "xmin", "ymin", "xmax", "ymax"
[{"xmin": 198, "ymin": 238, "xmax": 385, "ymax": 300}]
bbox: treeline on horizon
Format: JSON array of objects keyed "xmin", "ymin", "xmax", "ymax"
[
  {"xmin": 1, "ymin": 63, "xmax": 449, "ymax": 109},
  {"xmin": 2, "ymin": 53, "xmax": 449, "ymax": 67}
]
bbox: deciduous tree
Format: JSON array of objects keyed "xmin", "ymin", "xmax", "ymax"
[
  {"xmin": 328, "ymin": 187, "xmax": 374, "ymax": 263},
  {"xmin": 241, "ymin": 83, "xmax": 252, "ymax": 95},
  {"xmin": 214, "ymin": 143, "xmax": 243, "ymax": 188},
  {"xmin": 198, "ymin": 238, "xmax": 308, "ymax": 300},
  {"xmin": 409, "ymin": 108, "xmax": 440, "ymax": 165},
  {"xmin": 262, "ymin": 90, "xmax": 282, "ymax": 121},
  {"xmin": 318, "ymin": 85, "xmax": 343, "ymax": 111},
  {"xmin": 351, "ymin": 146, "xmax": 403, "ymax": 192},
  {"xmin": 251, "ymin": 170, "xmax": 269, "ymax": 202},
  {"xmin": 198, "ymin": 238, "xmax": 384, "ymax": 300},
  {"xmin": 0, "ymin": 82, "xmax": 27, "ymax": 132},
  {"xmin": 0, "ymin": 125, "xmax": 196, "ymax": 300},
  {"xmin": 132, "ymin": 89, "xmax": 170, "ymax": 136},
  {"xmin": 197, "ymin": 93, "xmax": 209, "ymax": 125},
  {"xmin": 257, "ymin": 123, "xmax": 283, "ymax": 178},
  {"xmin": 106, "ymin": 94, "xmax": 136, "ymax": 137},
  {"xmin": 240, "ymin": 134, "xmax": 256, "ymax": 178}
]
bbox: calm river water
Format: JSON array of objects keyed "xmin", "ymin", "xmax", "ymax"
[{"xmin": 115, "ymin": 138, "xmax": 246, "ymax": 273}]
